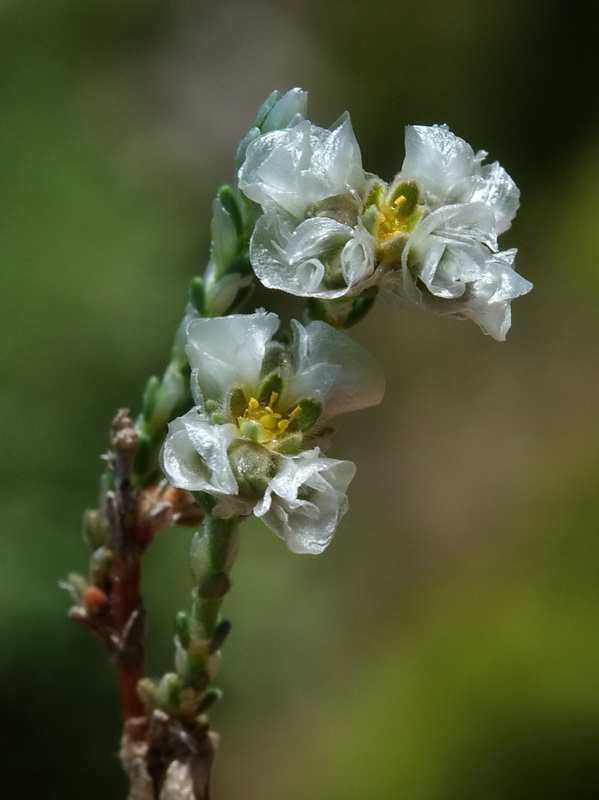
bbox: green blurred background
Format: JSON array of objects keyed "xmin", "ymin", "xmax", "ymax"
[{"xmin": 2, "ymin": 1, "xmax": 598, "ymax": 797}]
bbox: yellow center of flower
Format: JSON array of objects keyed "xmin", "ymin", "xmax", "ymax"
[
  {"xmin": 377, "ymin": 194, "xmax": 409, "ymax": 241},
  {"xmin": 238, "ymin": 392, "xmax": 302, "ymax": 444}
]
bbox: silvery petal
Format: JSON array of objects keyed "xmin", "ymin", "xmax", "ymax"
[
  {"xmin": 181, "ymin": 413, "xmax": 239, "ymax": 495},
  {"xmin": 340, "ymin": 224, "xmax": 376, "ymax": 287},
  {"xmin": 286, "ymin": 320, "xmax": 385, "ymax": 419},
  {"xmin": 161, "ymin": 413, "xmax": 237, "ymax": 495},
  {"xmin": 186, "ymin": 311, "xmax": 279, "ymax": 402},
  {"xmin": 239, "ymin": 119, "xmax": 365, "ymax": 218},
  {"xmin": 250, "ymin": 212, "xmax": 368, "ymax": 299},
  {"xmin": 471, "ymin": 160, "xmax": 520, "ymax": 234},
  {"xmin": 401, "ymin": 124, "xmax": 477, "ymax": 204},
  {"xmin": 255, "ymin": 449, "xmax": 356, "ymax": 554}
]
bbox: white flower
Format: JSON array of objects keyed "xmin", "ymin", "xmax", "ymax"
[
  {"xmin": 401, "ymin": 124, "xmax": 520, "ymax": 234},
  {"xmin": 238, "ymin": 116, "xmax": 366, "ymax": 218},
  {"xmin": 237, "ymin": 112, "xmax": 377, "ymax": 299},
  {"xmin": 161, "ymin": 311, "xmax": 384, "ymax": 552},
  {"xmin": 382, "ymin": 124, "xmax": 532, "ymax": 339},
  {"xmin": 250, "ymin": 211, "xmax": 376, "ymax": 299}
]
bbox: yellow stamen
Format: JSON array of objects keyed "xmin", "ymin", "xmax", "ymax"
[
  {"xmin": 394, "ymin": 194, "xmax": 407, "ymax": 208},
  {"xmin": 288, "ymin": 405, "xmax": 302, "ymax": 421},
  {"xmin": 277, "ymin": 419, "xmax": 290, "ymax": 432},
  {"xmin": 269, "ymin": 391, "xmax": 279, "ymax": 406},
  {"xmin": 248, "ymin": 397, "xmax": 259, "ymax": 410}
]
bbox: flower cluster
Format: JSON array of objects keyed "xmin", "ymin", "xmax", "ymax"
[
  {"xmin": 162, "ymin": 310, "xmax": 384, "ymax": 553},
  {"xmin": 160, "ymin": 88, "xmax": 532, "ymax": 555},
  {"xmin": 237, "ymin": 91, "xmax": 532, "ymax": 340}
]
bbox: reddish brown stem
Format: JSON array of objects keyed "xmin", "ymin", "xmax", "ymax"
[{"xmin": 108, "ymin": 410, "xmax": 151, "ymax": 738}]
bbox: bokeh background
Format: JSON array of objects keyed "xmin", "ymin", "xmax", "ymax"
[{"xmin": 2, "ymin": 1, "xmax": 598, "ymax": 797}]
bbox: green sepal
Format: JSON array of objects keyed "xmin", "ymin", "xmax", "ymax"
[
  {"xmin": 260, "ymin": 342, "xmax": 288, "ymax": 376},
  {"xmin": 258, "ymin": 372, "xmax": 283, "ymax": 404},
  {"xmin": 362, "ymin": 204, "xmax": 381, "ymax": 236},
  {"xmin": 272, "ymin": 432, "xmax": 303, "ymax": 456},
  {"xmin": 362, "ymin": 178, "xmax": 386, "ymax": 209},
  {"xmin": 175, "ymin": 611, "xmax": 191, "ymax": 649},
  {"xmin": 388, "ymin": 179, "xmax": 419, "ymax": 216},
  {"xmin": 198, "ymin": 571, "xmax": 231, "ymax": 600},
  {"xmin": 254, "ymin": 90, "xmax": 281, "ymax": 128},
  {"xmin": 306, "ymin": 193, "xmax": 360, "ymax": 227},
  {"xmin": 227, "ymin": 384, "xmax": 247, "ymax": 420},
  {"xmin": 218, "ymin": 184, "xmax": 243, "ymax": 238},
  {"xmin": 209, "ymin": 619, "xmax": 232, "ymax": 654},
  {"xmin": 291, "ymin": 398, "xmax": 322, "ymax": 432},
  {"xmin": 238, "ymin": 420, "xmax": 260, "ymax": 442},
  {"xmin": 190, "ymin": 276, "xmax": 206, "ymax": 315},
  {"xmin": 196, "ymin": 688, "xmax": 222, "ymax": 716}
]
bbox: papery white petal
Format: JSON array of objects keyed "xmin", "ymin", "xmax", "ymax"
[
  {"xmin": 340, "ymin": 224, "xmax": 377, "ymax": 286},
  {"xmin": 254, "ymin": 449, "xmax": 356, "ymax": 554},
  {"xmin": 250, "ymin": 211, "xmax": 375, "ymax": 299},
  {"xmin": 186, "ymin": 311, "xmax": 279, "ymax": 403},
  {"xmin": 238, "ymin": 118, "xmax": 365, "ymax": 218},
  {"xmin": 286, "ymin": 320, "xmax": 385, "ymax": 419},
  {"xmin": 401, "ymin": 125, "xmax": 520, "ymax": 234},
  {"xmin": 395, "ymin": 240, "xmax": 532, "ymax": 340},
  {"xmin": 471, "ymin": 160, "xmax": 520, "ymax": 234},
  {"xmin": 161, "ymin": 413, "xmax": 252, "ymax": 518},
  {"xmin": 402, "ymin": 124, "xmax": 478, "ymax": 204}
]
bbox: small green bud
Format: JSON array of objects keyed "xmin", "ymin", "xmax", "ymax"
[
  {"xmin": 190, "ymin": 276, "xmax": 205, "ymax": 315},
  {"xmin": 137, "ymin": 678, "xmax": 159, "ymax": 709},
  {"xmin": 175, "ymin": 611, "xmax": 191, "ymax": 649},
  {"xmin": 228, "ymin": 441, "xmax": 277, "ymax": 499},
  {"xmin": 82, "ymin": 509, "xmax": 111, "ymax": 550},
  {"xmin": 209, "ymin": 619, "xmax": 232, "ymax": 654},
  {"xmin": 141, "ymin": 375, "xmax": 160, "ymax": 421},
  {"xmin": 157, "ymin": 673, "xmax": 183, "ymax": 710},
  {"xmin": 217, "ymin": 184, "xmax": 243, "ymax": 238},
  {"xmin": 196, "ymin": 688, "xmax": 222, "ymax": 715}
]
